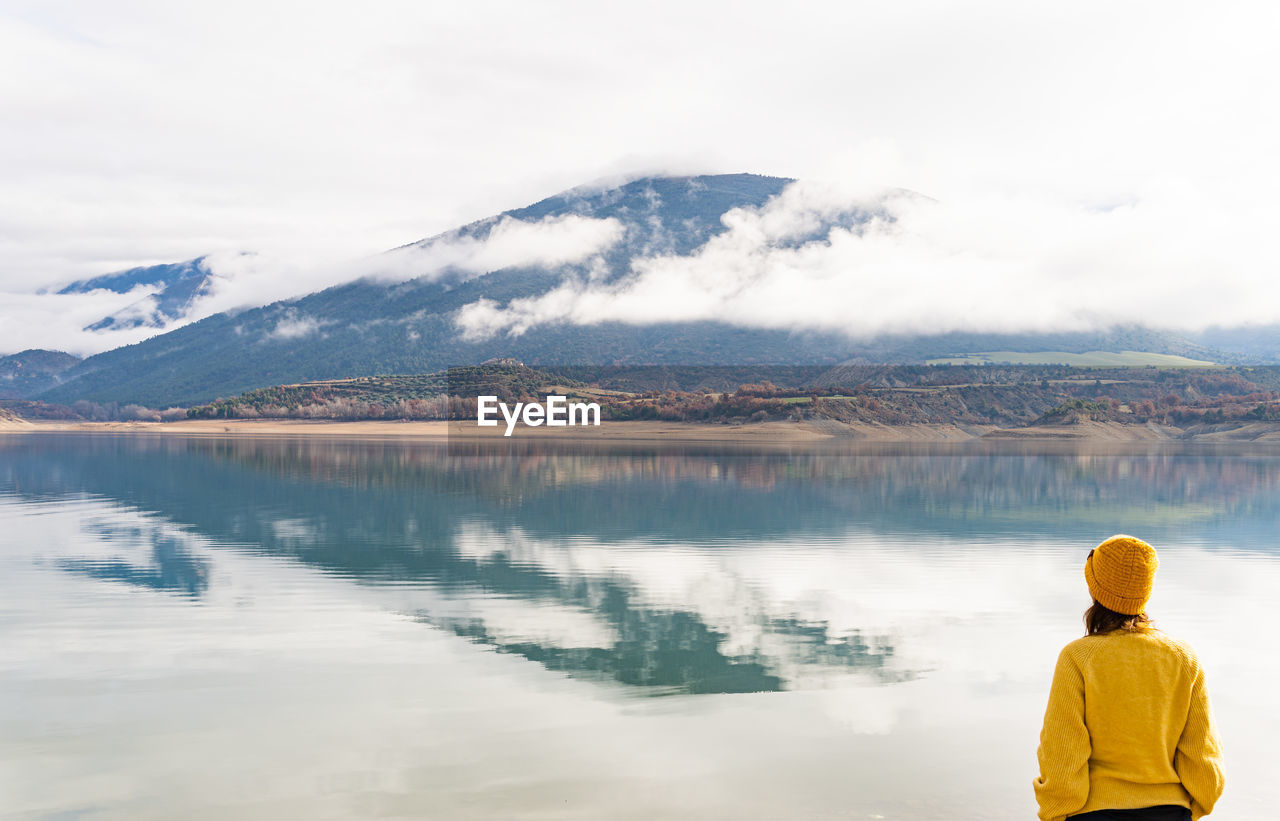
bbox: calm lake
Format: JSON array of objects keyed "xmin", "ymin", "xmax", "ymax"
[{"xmin": 1, "ymin": 433, "xmax": 1277, "ymax": 819}]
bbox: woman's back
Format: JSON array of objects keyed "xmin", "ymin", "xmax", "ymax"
[{"xmin": 1034, "ymin": 536, "xmax": 1224, "ymax": 821}]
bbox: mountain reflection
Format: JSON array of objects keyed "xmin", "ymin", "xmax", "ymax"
[
  {"xmin": 58, "ymin": 517, "xmax": 210, "ymax": 597},
  {"xmin": 2, "ymin": 434, "xmax": 1277, "ymax": 694}
]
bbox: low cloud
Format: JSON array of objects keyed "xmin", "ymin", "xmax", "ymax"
[
  {"xmin": 456, "ymin": 179, "xmax": 1280, "ymax": 340},
  {"xmin": 363, "ymin": 214, "xmax": 624, "ymax": 282},
  {"xmin": 0, "ymin": 286, "xmax": 178, "ymax": 357},
  {"xmin": 267, "ymin": 310, "xmax": 323, "ymax": 341},
  {"xmin": 0, "ymin": 214, "xmax": 623, "ymax": 356},
  {"xmin": 172, "ymin": 214, "xmax": 622, "ymax": 327}
]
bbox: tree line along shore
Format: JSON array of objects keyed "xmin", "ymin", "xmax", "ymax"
[{"xmin": 5, "ymin": 363, "xmax": 1280, "ymax": 437}]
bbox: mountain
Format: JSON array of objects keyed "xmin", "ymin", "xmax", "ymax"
[
  {"xmin": 42, "ymin": 175, "xmax": 861, "ymax": 407},
  {"xmin": 57, "ymin": 257, "xmax": 214, "ymax": 332},
  {"xmin": 24, "ymin": 173, "xmax": 1265, "ymax": 408},
  {"xmin": 0, "ymin": 349, "xmax": 82, "ymax": 399}
]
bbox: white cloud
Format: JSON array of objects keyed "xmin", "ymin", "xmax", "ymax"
[
  {"xmin": 0, "ymin": 287, "xmax": 178, "ymax": 356},
  {"xmin": 456, "ymin": 178, "xmax": 1280, "ymax": 339},
  {"xmin": 363, "ymin": 214, "xmax": 624, "ymax": 282},
  {"xmin": 0, "ymin": 213, "xmax": 622, "ymax": 354},
  {"xmin": 91, "ymin": 293, "xmax": 164, "ymax": 329},
  {"xmin": 268, "ymin": 310, "xmax": 323, "ymax": 340},
  {"xmin": 184, "ymin": 250, "xmax": 363, "ymax": 324}
]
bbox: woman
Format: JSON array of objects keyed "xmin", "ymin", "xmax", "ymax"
[{"xmin": 1034, "ymin": 535, "xmax": 1225, "ymax": 821}]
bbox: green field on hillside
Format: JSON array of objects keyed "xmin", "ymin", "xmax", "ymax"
[{"xmin": 926, "ymin": 350, "xmax": 1218, "ymax": 368}]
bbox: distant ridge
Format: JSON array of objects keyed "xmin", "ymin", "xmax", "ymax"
[{"xmin": 0, "ymin": 349, "xmax": 82, "ymax": 399}]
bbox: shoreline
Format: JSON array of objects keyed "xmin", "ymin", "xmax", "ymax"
[{"xmin": 7, "ymin": 417, "xmax": 1280, "ymax": 443}]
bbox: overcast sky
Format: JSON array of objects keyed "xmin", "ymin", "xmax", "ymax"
[{"xmin": 2, "ymin": 1, "xmax": 1279, "ymax": 353}]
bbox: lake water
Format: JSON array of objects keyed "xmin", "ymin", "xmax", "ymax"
[{"xmin": 1, "ymin": 433, "xmax": 1277, "ymax": 819}]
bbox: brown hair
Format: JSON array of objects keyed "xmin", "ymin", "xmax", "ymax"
[{"xmin": 1084, "ymin": 599, "xmax": 1153, "ymax": 636}]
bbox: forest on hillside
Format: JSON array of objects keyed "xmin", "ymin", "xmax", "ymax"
[{"xmin": 8, "ymin": 363, "xmax": 1280, "ymax": 429}]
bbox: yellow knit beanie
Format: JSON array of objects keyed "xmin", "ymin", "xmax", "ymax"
[{"xmin": 1085, "ymin": 534, "xmax": 1158, "ymax": 615}]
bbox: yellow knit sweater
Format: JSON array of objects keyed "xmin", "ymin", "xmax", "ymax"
[{"xmin": 1034, "ymin": 628, "xmax": 1224, "ymax": 821}]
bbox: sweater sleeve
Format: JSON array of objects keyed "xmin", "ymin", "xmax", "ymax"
[
  {"xmin": 1174, "ymin": 667, "xmax": 1225, "ymax": 820},
  {"xmin": 1034, "ymin": 646, "xmax": 1091, "ymax": 821}
]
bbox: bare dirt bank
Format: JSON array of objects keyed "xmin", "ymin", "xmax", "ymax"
[
  {"xmin": 0, "ymin": 408, "xmax": 34, "ymax": 430},
  {"xmin": 987, "ymin": 420, "xmax": 1280, "ymax": 442},
  {"xmin": 9, "ymin": 417, "xmax": 1280, "ymax": 443},
  {"xmin": 982, "ymin": 420, "xmax": 1184, "ymax": 441},
  {"xmin": 15, "ymin": 419, "xmax": 455, "ymax": 438},
  {"xmin": 13, "ymin": 418, "xmax": 826, "ymax": 442}
]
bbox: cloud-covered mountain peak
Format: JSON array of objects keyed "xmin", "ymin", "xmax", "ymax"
[
  {"xmin": 376, "ymin": 173, "xmax": 799, "ymax": 287},
  {"xmin": 57, "ymin": 257, "xmax": 215, "ymax": 333}
]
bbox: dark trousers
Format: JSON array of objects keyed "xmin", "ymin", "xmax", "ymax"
[{"xmin": 1067, "ymin": 806, "xmax": 1191, "ymax": 821}]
